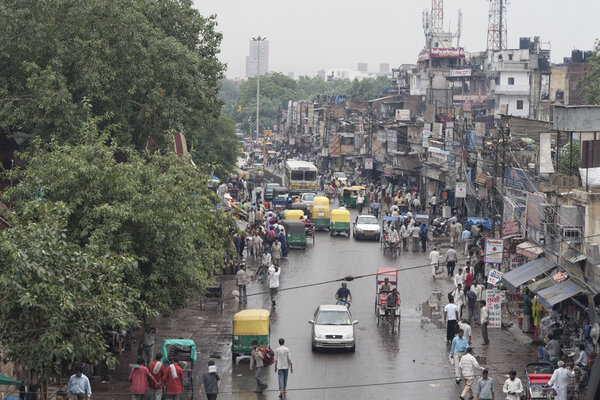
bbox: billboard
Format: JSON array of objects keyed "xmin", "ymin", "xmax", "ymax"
[
  {"xmin": 455, "ymin": 182, "xmax": 467, "ymax": 198},
  {"xmin": 505, "ymin": 168, "xmax": 534, "ymax": 192},
  {"xmin": 484, "ymin": 238, "xmax": 504, "ymax": 264},
  {"xmin": 364, "ymin": 158, "xmax": 374, "ymax": 170},
  {"xmin": 526, "ymin": 193, "xmax": 546, "ymax": 244},
  {"xmin": 450, "ymin": 69, "xmax": 472, "ymax": 77},
  {"xmin": 329, "ymin": 135, "xmax": 340, "ymax": 157},
  {"xmin": 395, "ymin": 109, "xmax": 411, "ymax": 121}
]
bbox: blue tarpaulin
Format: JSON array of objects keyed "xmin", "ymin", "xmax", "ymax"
[{"xmin": 465, "ymin": 217, "xmax": 493, "ymax": 230}]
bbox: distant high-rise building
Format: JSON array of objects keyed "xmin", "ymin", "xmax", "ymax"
[
  {"xmin": 317, "ymin": 69, "xmax": 327, "ymax": 81},
  {"xmin": 357, "ymin": 63, "xmax": 368, "ymax": 73},
  {"xmin": 245, "ymin": 39, "xmax": 269, "ymax": 77},
  {"xmin": 379, "ymin": 63, "xmax": 390, "ymax": 73},
  {"xmin": 288, "ymin": 72, "xmax": 295, "ymax": 79}
]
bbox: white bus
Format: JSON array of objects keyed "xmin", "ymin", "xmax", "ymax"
[{"xmin": 284, "ymin": 160, "xmax": 318, "ymax": 192}]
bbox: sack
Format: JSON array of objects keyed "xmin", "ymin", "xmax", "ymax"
[{"xmin": 260, "ymin": 347, "xmax": 275, "ymax": 366}]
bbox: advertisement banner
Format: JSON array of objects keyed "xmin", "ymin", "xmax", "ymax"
[
  {"xmin": 387, "ymin": 132, "xmax": 397, "ymax": 153},
  {"xmin": 329, "ymin": 135, "xmax": 340, "ymax": 157},
  {"xmin": 487, "ymin": 269, "xmax": 503, "ymax": 285},
  {"xmin": 395, "ymin": 109, "xmax": 411, "ymax": 121},
  {"xmin": 526, "ymin": 193, "xmax": 546, "ymax": 244},
  {"xmin": 485, "ymin": 289, "xmax": 502, "ymax": 328},
  {"xmin": 484, "ymin": 238, "xmax": 504, "ymax": 264},
  {"xmin": 450, "ymin": 69, "xmax": 472, "ymax": 77},
  {"xmin": 505, "ymin": 168, "xmax": 534, "ymax": 192},
  {"xmin": 364, "ymin": 157, "xmax": 374, "ymax": 170},
  {"xmin": 502, "ymin": 220, "xmax": 521, "ymax": 238},
  {"xmin": 455, "ymin": 182, "xmax": 467, "ymax": 198}
]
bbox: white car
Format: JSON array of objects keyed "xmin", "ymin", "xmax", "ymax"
[
  {"xmin": 353, "ymin": 215, "xmax": 381, "ymax": 240},
  {"xmin": 309, "ymin": 305, "xmax": 357, "ymax": 351},
  {"xmin": 301, "ymin": 192, "xmax": 317, "ymax": 205},
  {"xmin": 333, "ymin": 172, "xmax": 348, "ymax": 185}
]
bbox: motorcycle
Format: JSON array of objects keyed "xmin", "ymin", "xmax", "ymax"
[
  {"xmin": 335, "ymin": 297, "xmax": 351, "ymax": 309},
  {"xmin": 431, "ymin": 218, "xmax": 450, "ymax": 237}
]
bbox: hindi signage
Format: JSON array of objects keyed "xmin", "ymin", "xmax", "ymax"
[
  {"xmin": 487, "ymin": 269, "xmax": 503, "ymax": 285},
  {"xmin": 486, "ymin": 289, "xmax": 502, "ymax": 328},
  {"xmin": 450, "ymin": 69, "xmax": 472, "ymax": 77},
  {"xmin": 455, "ymin": 182, "xmax": 467, "ymax": 198},
  {"xmin": 502, "ymin": 220, "xmax": 521, "ymax": 238},
  {"xmin": 484, "ymin": 238, "xmax": 504, "ymax": 264}
]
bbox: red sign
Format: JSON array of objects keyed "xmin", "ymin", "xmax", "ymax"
[
  {"xmin": 502, "ymin": 220, "xmax": 521, "ymax": 238},
  {"xmin": 419, "ymin": 48, "xmax": 465, "ymax": 62}
]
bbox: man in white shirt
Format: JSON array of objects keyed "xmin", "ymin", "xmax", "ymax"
[
  {"xmin": 459, "ymin": 347, "xmax": 484, "ymax": 400},
  {"xmin": 454, "ymin": 268, "xmax": 465, "ymax": 288},
  {"xmin": 274, "ymin": 338, "xmax": 293, "ymax": 398},
  {"xmin": 502, "ymin": 370, "xmax": 523, "ymax": 400},
  {"xmin": 236, "ymin": 265, "xmax": 248, "ymax": 304},
  {"xmin": 429, "ymin": 246, "xmax": 441, "ymax": 279},
  {"xmin": 479, "ymin": 300, "xmax": 489, "ymax": 345},
  {"xmin": 400, "ymin": 224, "xmax": 410, "ymax": 251},
  {"xmin": 446, "ymin": 246, "xmax": 458, "ymax": 277},
  {"xmin": 547, "ymin": 361, "xmax": 576, "ymax": 400},
  {"xmin": 268, "ymin": 265, "xmax": 281, "ymax": 307},
  {"xmin": 471, "ymin": 282, "xmax": 483, "ymax": 323},
  {"xmin": 461, "ymin": 228, "xmax": 471, "ymax": 255},
  {"xmin": 458, "ymin": 319, "xmax": 472, "ymax": 345},
  {"xmin": 410, "ymin": 224, "xmax": 421, "ymax": 252},
  {"xmin": 444, "ymin": 298, "xmax": 459, "ymax": 343},
  {"xmin": 452, "ymin": 284, "xmax": 466, "ymax": 319}
]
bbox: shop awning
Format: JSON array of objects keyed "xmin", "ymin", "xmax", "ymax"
[
  {"xmin": 536, "ymin": 279, "xmax": 586, "ymax": 310},
  {"xmin": 562, "ymin": 248, "xmax": 587, "ymax": 264},
  {"xmin": 501, "ymin": 257, "xmax": 558, "ymax": 292},
  {"xmin": 0, "ymin": 374, "xmax": 22, "ymax": 386},
  {"xmin": 516, "ymin": 241, "xmax": 545, "ymax": 260},
  {"xmin": 527, "ymin": 276, "xmax": 555, "ymax": 293}
]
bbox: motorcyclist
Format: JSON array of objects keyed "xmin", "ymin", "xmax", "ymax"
[{"xmin": 335, "ymin": 282, "xmax": 352, "ymax": 307}]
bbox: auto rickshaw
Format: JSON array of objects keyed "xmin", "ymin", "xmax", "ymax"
[
  {"xmin": 287, "ymin": 202, "xmax": 310, "ymax": 217},
  {"xmin": 281, "ymin": 219, "xmax": 307, "ymax": 248},
  {"xmin": 232, "ymin": 309, "xmax": 270, "ymax": 358},
  {"xmin": 330, "ymin": 208, "xmax": 351, "ymax": 237},
  {"xmin": 310, "ymin": 196, "xmax": 330, "ymax": 215},
  {"xmin": 284, "ymin": 209, "xmax": 304, "ymax": 221},
  {"xmin": 271, "ymin": 187, "xmax": 288, "ymax": 205},
  {"xmin": 311, "ymin": 203, "xmax": 330, "ymax": 230},
  {"xmin": 340, "ymin": 186, "xmax": 365, "ymax": 208}
]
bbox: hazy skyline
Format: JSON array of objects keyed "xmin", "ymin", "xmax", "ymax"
[{"xmin": 194, "ymin": 0, "xmax": 600, "ymax": 79}]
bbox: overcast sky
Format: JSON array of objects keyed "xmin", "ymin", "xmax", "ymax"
[{"xmin": 194, "ymin": 0, "xmax": 599, "ymax": 79}]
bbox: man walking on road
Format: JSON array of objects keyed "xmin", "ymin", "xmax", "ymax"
[
  {"xmin": 459, "ymin": 347, "xmax": 484, "ymax": 399},
  {"xmin": 140, "ymin": 325, "xmax": 157, "ymax": 365},
  {"xmin": 420, "ymin": 223, "xmax": 428, "ymax": 252},
  {"xmin": 199, "ymin": 360, "xmax": 221, "ymax": 400},
  {"xmin": 475, "ymin": 369, "xmax": 494, "ymax": 400},
  {"xmin": 148, "ymin": 353, "xmax": 165, "ymax": 400},
  {"xmin": 258, "ymin": 249, "xmax": 271, "ymax": 282},
  {"xmin": 268, "ymin": 265, "xmax": 281, "ymax": 307},
  {"xmin": 450, "ymin": 329, "xmax": 469, "ymax": 383},
  {"xmin": 446, "ymin": 246, "xmax": 458, "ymax": 277},
  {"xmin": 502, "ymin": 370, "xmax": 523, "ymax": 400},
  {"xmin": 67, "ymin": 366, "xmax": 92, "ymax": 400},
  {"xmin": 410, "ymin": 223, "xmax": 421, "ymax": 252},
  {"xmin": 250, "ymin": 341, "xmax": 268, "ymax": 393},
  {"xmin": 429, "ymin": 246, "xmax": 441, "ymax": 279},
  {"xmin": 479, "ymin": 300, "xmax": 490, "ymax": 345},
  {"xmin": 444, "ymin": 298, "xmax": 459, "ymax": 343},
  {"xmin": 236, "ymin": 265, "xmax": 248, "ymax": 304},
  {"xmin": 274, "ymin": 338, "xmax": 293, "ymax": 398}
]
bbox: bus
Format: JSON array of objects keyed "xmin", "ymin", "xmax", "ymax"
[{"xmin": 284, "ymin": 160, "xmax": 318, "ymax": 192}]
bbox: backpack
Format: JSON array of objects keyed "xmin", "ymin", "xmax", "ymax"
[{"xmin": 260, "ymin": 347, "xmax": 275, "ymax": 366}]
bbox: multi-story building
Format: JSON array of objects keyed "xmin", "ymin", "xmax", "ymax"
[{"xmin": 245, "ymin": 39, "xmax": 269, "ymax": 78}]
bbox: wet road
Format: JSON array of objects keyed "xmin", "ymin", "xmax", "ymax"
[{"xmin": 219, "ymin": 206, "xmax": 537, "ymax": 399}]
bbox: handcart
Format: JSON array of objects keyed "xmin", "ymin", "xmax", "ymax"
[
  {"xmin": 525, "ymin": 362, "xmax": 555, "ymax": 399},
  {"xmin": 199, "ymin": 282, "xmax": 223, "ymax": 310},
  {"xmin": 161, "ymin": 339, "xmax": 197, "ymax": 400}
]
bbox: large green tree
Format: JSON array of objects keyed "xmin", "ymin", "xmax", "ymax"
[
  {"xmin": 582, "ymin": 41, "xmax": 600, "ymax": 104},
  {"xmin": 0, "ymin": 201, "xmax": 142, "ymax": 382},
  {"xmin": 0, "ymin": 0, "xmax": 225, "ymax": 150},
  {"xmin": 3, "ymin": 131, "xmax": 235, "ymax": 315}
]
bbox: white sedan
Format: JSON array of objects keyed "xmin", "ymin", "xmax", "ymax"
[
  {"xmin": 309, "ymin": 305, "xmax": 357, "ymax": 351},
  {"xmin": 352, "ymin": 215, "xmax": 381, "ymax": 240}
]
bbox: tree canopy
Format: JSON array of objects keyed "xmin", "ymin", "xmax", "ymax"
[
  {"xmin": 582, "ymin": 41, "xmax": 600, "ymax": 104},
  {"xmin": 0, "ymin": 0, "xmax": 225, "ymax": 150}
]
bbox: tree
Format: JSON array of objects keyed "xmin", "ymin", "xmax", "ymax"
[
  {"xmin": 0, "ymin": 201, "xmax": 142, "ymax": 383},
  {"xmin": 0, "ymin": 0, "xmax": 225, "ymax": 150},
  {"xmin": 556, "ymin": 140, "xmax": 581, "ymax": 181},
  {"xmin": 582, "ymin": 40, "xmax": 600, "ymax": 104},
  {"xmin": 193, "ymin": 113, "xmax": 240, "ymax": 179},
  {"xmin": 3, "ymin": 130, "xmax": 236, "ymax": 316}
]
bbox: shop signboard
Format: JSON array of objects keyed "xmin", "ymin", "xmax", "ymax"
[
  {"xmin": 526, "ymin": 193, "xmax": 546, "ymax": 244},
  {"xmin": 505, "ymin": 168, "xmax": 534, "ymax": 192},
  {"xmin": 387, "ymin": 132, "xmax": 397, "ymax": 153},
  {"xmin": 383, "ymin": 165, "xmax": 392, "ymax": 177},
  {"xmin": 455, "ymin": 182, "xmax": 467, "ymax": 198},
  {"xmin": 364, "ymin": 157, "xmax": 374, "ymax": 170},
  {"xmin": 289, "ymin": 138, "xmax": 295, "ymax": 145},
  {"xmin": 375, "ymin": 153, "xmax": 385, "ymax": 163},
  {"xmin": 450, "ymin": 69, "xmax": 472, "ymax": 77},
  {"xmin": 487, "ymin": 269, "xmax": 503, "ymax": 285},
  {"xmin": 484, "ymin": 238, "xmax": 504, "ymax": 264},
  {"xmin": 502, "ymin": 220, "xmax": 521, "ymax": 238},
  {"xmin": 485, "ymin": 289, "xmax": 502, "ymax": 328},
  {"xmin": 395, "ymin": 109, "xmax": 411, "ymax": 121}
]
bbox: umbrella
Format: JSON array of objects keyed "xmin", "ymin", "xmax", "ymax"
[{"xmin": 0, "ymin": 374, "xmax": 22, "ymax": 386}]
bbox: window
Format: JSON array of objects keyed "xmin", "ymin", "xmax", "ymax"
[
  {"xmin": 516, "ymin": 100, "xmax": 524, "ymax": 110},
  {"xmin": 508, "ymin": 77, "xmax": 515, "ymax": 85},
  {"xmin": 304, "ymin": 171, "xmax": 317, "ymax": 181},
  {"xmin": 291, "ymin": 170, "xmax": 304, "ymax": 180},
  {"xmin": 508, "ymin": 54, "xmax": 513, "ymax": 61}
]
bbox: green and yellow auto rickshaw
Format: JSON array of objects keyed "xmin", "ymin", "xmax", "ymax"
[
  {"xmin": 312, "ymin": 203, "xmax": 330, "ymax": 230},
  {"xmin": 284, "ymin": 209, "xmax": 304, "ymax": 221},
  {"xmin": 330, "ymin": 208, "xmax": 351, "ymax": 237},
  {"xmin": 339, "ymin": 186, "xmax": 365, "ymax": 207},
  {"xmin": 232, "ymin": 309, "xmax": 270, "ymax": 358},
  {"xmin": 281, "ymin": 219, "xmax": 307, "ymax": 248},
  {"xmin": 310, "ymin": 196, "xmax": 330, "ymax": 215}
]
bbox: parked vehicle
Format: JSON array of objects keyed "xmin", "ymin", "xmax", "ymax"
[
  {"xmin": 232, "ymin": 309, "xmax": 270, "ymax": 358},
  {"xmin": 352, "ymin": 214, "xmax": 381, "ymax": 240},
  {"xmin": 330, "ymin": 208, "xmax": 351, "ymax": 237},
  {"xmin": 333, "ymin": 171, "xmax": 348, "ymax": 185},
  {"xmin": 281, "ymin": 219, "xmax": 307, "ymax": 248},
  {"xmin": 525, "ymin": 362, "xmax": 555, "ymax": 399},
  {"xmin": 312, "ymin": 203, "xmax": 331, "ymax": 231},
  {"xmin": 309, "ymin": 305, "xmax": 357, "ymax": 351},
  {"xmin": 284, "ymin": 209, "xmax": 304, "ymax": 221},
  {"xmin": 264, "ymin": 183, "xmax": 281, "ymax": 201},
  {"xmin": 431, "ymin": 217, "xmax": 450, "ymax": 237}
]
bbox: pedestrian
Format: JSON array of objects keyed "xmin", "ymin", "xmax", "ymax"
[
  {"xmin": 459, "ymin": 347, "xmax": 484, "ymax": 400},
  {"xmin": 450, "ymin": 329, "xmax": 469, "ymax": 383},
  {"xmin": 67, "ymin": 366, "xmax": 92, "ymax": 400},
  {"xmin": 444, "ymin": 297, "xmax": 459, "ymax": 343},
  {"xmin": 412, "ymin": 196, "xmax": 421, "ymax": 213},
  {"xmin": 452, "ymin": 284, "xmax": 466, "ymax": 319},
  {"xmin": 454, "ymin": 268, "xmax": 465, "ymax": 288},
  {"xmin": 252, "ymin": 233, "xmax": 263, "ymax": 264},
  {"xmin": 458, "ymin": 318, "xmax": 472, "ymax": 345},
  {"xmin": 258, "ymin": 249, "xmax": 271, "ymax": 282},
  {"xmin": 140, "ymin": 325, "xmax": 157, "ymax": 366},
  {"xmin": 400, "ymin": 223, "xmax": 410, "ymax": 251},
  {"xmin": 236, "ymin": 264, "xmax": 248, "ymax": 304},
  {"xmin": 271, "ymin": 240, "xmax": 282, "ymax": 266},
  {"xmin": 164, "ymin": 357, "xmax": 184, "ymax": 400},
  {"xmin": 129, "ymin": 357, "xmax": 155, "ymax": 400},
  {"xmin": 430, "ymin": 194, "xmax": 438, "ymax": 217},
  {"xmin": 461, "ymin": 227, "xmax": 471, "ymax": 255},
  {"xmin": 274, "ymin": 338, "xmax": 293, "ymax": 398},
  {"xmin": 199, "ymin": 360, "xmax": 221, "ymax": 400},
  {"xmin": 502, "ymin": 370, "xmax": 523, "ymax": 400},
  {"xmin": 466, "ymin": 286, "xmax": 477, "ymax": 325},
  {"xmin": 464, "ymin": 266, "xmax": 473, "ymax": 291},
  {"xmin": 547, "ymin": 360, "xmax": 577, "ymax": 400},
  {"xmin": 479, "ymin": 300, "xmax": 490, "ymax": 345},
  {"xmin": 471, "ymin": 281, "xmax": 482, "ymax": 323},
  {"xmin": 474, "ymin": 369, "xmax": 494, "ymax": 400},
  {"xmin": 268, "ymin": 265, "xmax": 281, "ymax": 306},
  {"xmin": 372, "ymin": 200, "xmax": 381, "ymax": 219},
  {"xmin": 255, "ymin": 185, "xmax": 263, "ymax": 201},
  {"xmin": 429, "ymin": 246, "xmax": 441, "ymax": 279},
  {"xmin": 249, "ymin": 341, "xmax": 268, "ymax": 393},
  {"xmin": 450, "ymin": 221, "xmax": 457, "ymax": 246},
  {"xmin": 410, "ymin": 223, "xmax": 421, "ymax": 252},
  {"xmin": 148, "ymin": 353, "xmax": 165, "ymax": 400},
  {"xmin": 420, "ymin": 223, "xmax": 428, "ymax": 252},
  {"xmin": 446, "ymin": 246, "xmax": 458, "ymax": 277}
]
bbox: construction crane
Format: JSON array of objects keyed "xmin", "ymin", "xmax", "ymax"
[{"xmin": 487, "ymin": 0, "xmax": 509, "ymax": 51}]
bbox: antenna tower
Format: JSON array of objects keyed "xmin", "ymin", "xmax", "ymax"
[
  {"xmin": 431, "ymin": 0, "xmax": 444, "ymax": 32},
  {"xmin": 487, "ymin": 0, "xmax": 509, "ymax": 51}
]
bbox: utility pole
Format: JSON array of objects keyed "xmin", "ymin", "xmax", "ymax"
[{"xmin": 252, "ymin": 36, "xmax": 267, "ymax": 141}]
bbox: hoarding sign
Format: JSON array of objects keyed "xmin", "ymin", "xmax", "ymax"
[
  {"xmin": 450, "ymin": 69, "xmax": 472, "ymax": 77},
  {"xmin": 364, "ymin": 157, "xmax": 374, "ymax": 170},
  {"xmin": 502, "ymin": 220, "xmax": 521, "ymax": 238},
  {"xmin": 395, "ymin": 109, "xmax": 411, "ymax": 121},
  {"xmin": 455, "ymin": 182, "xmax": 467, "ymax": 198},
  {"xmin": 484, "ymin": 238, "xmax": 504, "ymax": 264},
  {"xmin": 487, "ymin": 269, "xmax": 503, "ymax": 285},
  {"xmin": 486, "ymin": 289, "xmax": 502, "ymax": 328},
  {"xmin": 526, "ymin": 193, "xmax": 546, "ymax": 244}
]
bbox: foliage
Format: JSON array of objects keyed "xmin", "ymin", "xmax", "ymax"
[
  {"xmin": 556, "ymin": 140, "xmax": 581, "ymax": 180},
  {"xmin": 0, "ymin": 201, "xmax": 142, "ymax": 380},
  {"xmin": 3, "ymin": 130, "xmax": 236, "ymax": 316},
  {"xmin": 0, "ymin": 0, "xmax": 225, "ymax": 150},
  {"xmin": 193, "ymin": 113, "xmax": 240, "ymax": 179},
  {"xmin": 582, "ymin": 40, "xmax": 600, "ymax": 104},
  {"xmin": 225, "ymin": 73, "xmax": 392, "ymax": 133}
]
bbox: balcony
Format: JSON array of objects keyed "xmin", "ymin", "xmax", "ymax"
[{"xmin": 493, "ymin": 84, "xmax": 529, "ymax": 95}]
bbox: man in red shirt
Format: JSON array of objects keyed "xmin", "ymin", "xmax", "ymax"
[
  {"xmin": 148, "ymin": 353, "xmax": 164, "ymax": 400},
  {"xmin": 164, "ymin": 357, "xmax": 184, "ymax": 400},
  {"xmin": 129, "ymin": 357, "xmax": 156, "ymax": 400},
  {"xmin": 464, "ymin": 266, "xmax": 473, "ymax": 291}
]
